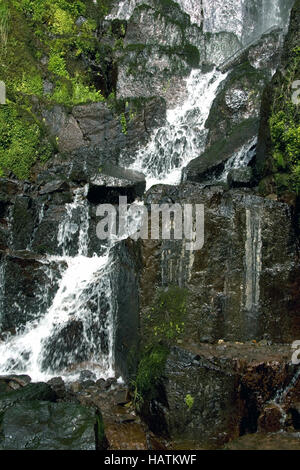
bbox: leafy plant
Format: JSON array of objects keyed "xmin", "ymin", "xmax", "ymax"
[
  {"xmin": 268, "ymin": 46, "xmax": 300, "ymax": 194},
  {"xmin": 184, "ymin": 394, "xmax": 194, "ymax": 409}
]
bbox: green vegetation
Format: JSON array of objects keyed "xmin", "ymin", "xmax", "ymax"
[
  {"xmin": 0, "ymin": 0, "xmax": 115, "ymax": 179},
  {"xmin": 131, "ymin": 286, "xmax": 188, "ymax": 409},
  {"xmin": 0, "ymin": 104, "xmax": 53, "ymax": 179},
  {"xmin": 144, "ymin": 285, "xmax": 188, "ymax": 343},
  {"xmin": 184, "ymin": 394, "xmax": 194, "ymax": 409},
  {"xmin": 0, "ymin": 1, "xmax": 9, "ymax": 51},
  {"xmin": 0, "ymin": 0, "xmax": 112, "ymax": 105},
  {"xmin": 132, "ymin": 343, "xmax": 169, "ymax": 409},
  {"xmin": 120, "ymin": 112, "xmax": 127, "ymax": 135},
  {"xmin": 269, "ymin": 47, "xmax": 300, "ymax": 194}
]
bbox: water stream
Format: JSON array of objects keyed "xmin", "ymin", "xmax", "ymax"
[{"xmin": 0, "ymin": 0, "xmax": 294, "ymax": 382}]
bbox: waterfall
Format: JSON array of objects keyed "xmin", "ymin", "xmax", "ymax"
[
  {"xmin": 128, "ymin": 68, "xmax": 228, "ymax": 189},
  {"xmin": 108, "ymin": 0, "xmax": 288, "ymax": 37},
  {"xmin": 217, "ymin": 137, "xmax": 257, "ymax": 182},
  {"xmin": 0, "ymin": 0, "xmax": 293, "ymax": 382},
  {"xmin": 0, "ymin": 253, "xmax": 114, "ymax": 381},
  {"xmin": 0, "ymin": 186, "xmax": 145, "ymax": 381},
  {"xmin": 0, "ymin": 187, "xmax": 116, "ymax": 381}
]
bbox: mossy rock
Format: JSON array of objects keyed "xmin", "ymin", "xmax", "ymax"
[
  {"xmin": 256, "ymin": 0, "xmax": 300, "ymax": 195},
  {"xmin": 0, "ymin": 400, "xmax": 105, "ymax": 450}
]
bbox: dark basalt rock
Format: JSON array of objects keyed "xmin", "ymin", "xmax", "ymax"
[
  {"xmin": 38, "ymin": 97, "xmax": 166, "ymax": 182},
  {"xmin": 39, "ymin": 180, "xmax": 70, "ymax": 195},
  {"xmin": 112, "ymin": 239, "xmax": 141, "ymax": 380},
  {"xmin": 0, "ymin": 251, "xmax": 62, "ymax": 334},
  {"xmin": 227, "ymin": 167, "xmax": 253, "ymax": 188},
  {"xmin": 219, "ymin": 27, "xmax": 283, "ymax": 74},
  {"xmin": 0, "ymin": 401, "xmax": 105, "ymax": 450},
  {"xmin": 0, "ymin": 375, "xmax": 31, "ymax": 394},
  {"xmin": 87, "ymin": 163, "xmax": 146, "ymax": 204},
  {"xmin": 140, "ymin": 183, "xmax": 300, "ymax": 344},
  {"xmin": 79, "ymin": 370, "xmax": 97, "ymax": 382},
  {"xmin": 47, "ymin": 377, "xmax": 66, "ymax": 400},
  {"xmin": 139, "ymin": 343, "xmax": 298, "ymax": 444},
  {"xmin": 184, "ymin": 118, "xmax": 258, "ymax": 183},
  {"xmin": 0, "ymin": 382, "xmax": 57, "ymax": 414}
]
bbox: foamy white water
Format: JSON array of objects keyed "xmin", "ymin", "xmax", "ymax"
[
  {"xmin": 0, "ymin": 0, "xmax": 293, "ymax": 382},
  {"xmin": 0, "ymin": 187, "xmax": 145, "ymax": 381},
  {"xmin": 128, "ymin": 68, "xmax": 228, "ymax": 190},
  {"xmin": 0, "ymin": 253, "xmax": 113, "ymax": 382}
]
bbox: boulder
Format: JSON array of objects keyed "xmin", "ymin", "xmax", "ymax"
[
  {"xmin": 0, "ymin": 382, "xmax": 57, "ymax": 414},
  {"xmin": 47, "ymin": 377, "xmax": 66, "ymax": 400},
  {"xmin": 39, "ymin": 180, "xmax": 70, "ymax": 195},
  {"xmin": 0, "ymin": 401, "xmax": 105, "ymax": 450},
  {"xmin": 138, "ymin": 343, "xmax": 295, "ymax": 444},
  {"xmin": 0, "ymin": 375, "xmax": 31, "ymax": 394},
  {"xmin": 42, "ymin": 106, "xmax": 84, "ymax": 153},
  {"xmin": 258, "ymin": 404, "xmax": 284, "ymax": 432},
  {"xmin": 219, "ymin": 27, "xmax": 283, "ymax": 73}
]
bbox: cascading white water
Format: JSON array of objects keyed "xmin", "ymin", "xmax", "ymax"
[
  {"xmin": 107, "ymin": 0, "xmax": 286, "ymax": 37},
  {"xmin": 0, "ymin": 187, "xmax": 115, "ymax": 381},
  {"xmin": 0, "ymin": 186, "xmax": 144, "ymax": 381},
  {"xmin": 0, "ymin": 253, "xmax": 114, "ymax": 381},
  {"xmin": 127, "ymin": 68, "xmax": 228, "ymax": 189},
  {"xmin": 217, "ymin": 137, "xmax": 258, "ymax": 182},
  {"xmin": 0, "ymin": 0, "xmax": 293, "ymax": 382}
]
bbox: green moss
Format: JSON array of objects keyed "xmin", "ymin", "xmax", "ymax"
[
  {"xmin": 131, "ymin": 285, "xmax": 188, "ymax": 408},
  {"xmin": 1, "ymin": 0, "xmax": 113, "ymax": 106},
  {"xmin": 133, "ymin": 343, "xmax": 169, "ymax": 407},
  {"xmin": 269, "ymin": 50, "xmax": 300, "ymax": 195},
  {"xmin": 0, "ymin": 0, "xmax": 116, "ymax": 179},
  {"xmin": 143, "ymin": 285, "xmax": 188, "ymax": 344},
  {"xmin": 120, "ymin": 112, "xmax": 127, "ymax": 135},
  {"xmin": 0, "ymin": 104, "xmax": 53, "ymax": 179}
]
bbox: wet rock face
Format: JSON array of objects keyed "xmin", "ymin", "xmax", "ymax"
[
  {"xmin": 39, "ymin": 97, "xmax": 166, "ymax": 181},
  {"xmin": 88, "ymin": 163, "xmax": 146, "ymax": 204},
  {"xmin": 184, "ymin": 61, "xmax": 268, "ymax": 182},
  {"xmin": 0, "ymin": 379, "xmax": 106, "ymax": 450},
  {"xmin": 227, "ymin": 167, "xmax": 253, "ymax": 188},
  {"xmin": 0, "ymin": 252, "xmax": 62, "ymax": 333},
  {"xmin": 124, "ymin": 5, "xmax": 186, "ymax": 47},
  {"xmin": 255, "ymin": 0, "xmax": 300, "ymax": 190},
  {"xmin": 112, "ymin": 239, "xmax": 141, "ymax": 379},
  {"xmin": 0, "ymin": 401, "xmax": 102, "ymax": 450},
  {"xmin": 140, "ymin": 184, "xmax": 300, "ymax": 344},
  {"xmin": 139, "ymin": 343, "xmax": 298, "ymax": 444}
]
